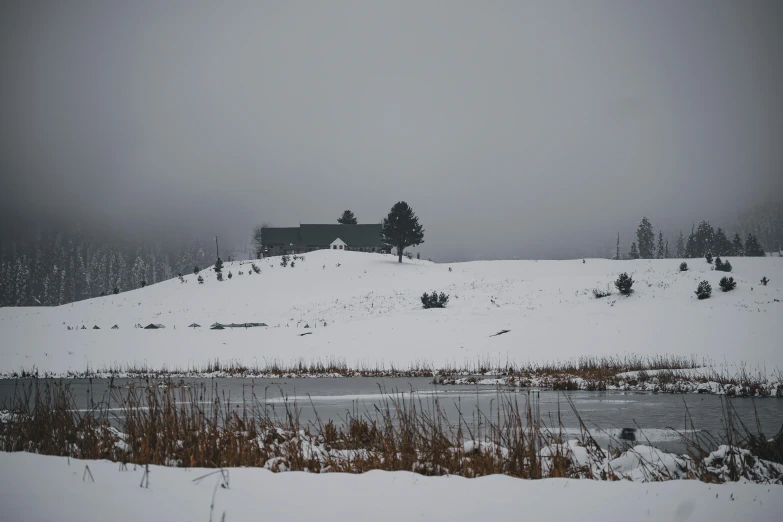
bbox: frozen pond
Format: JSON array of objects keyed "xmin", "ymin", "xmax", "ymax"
[{"xmin": 2, "ymin": 377, "xmax": 781, "ymax": 454}]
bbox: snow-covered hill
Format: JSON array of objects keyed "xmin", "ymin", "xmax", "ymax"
[{"xmin": 1, "ymin": 250, "xmax": 781, "ymax": 377}]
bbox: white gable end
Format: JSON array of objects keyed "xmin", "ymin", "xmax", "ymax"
[{"xmin": 330, "ymin": 238, "xmax": 346, "ymax": 250}]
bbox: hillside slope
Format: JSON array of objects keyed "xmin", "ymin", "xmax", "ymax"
[{"xmin": 1, "ymin": 250, "xmax": 781, "ymax": 376}]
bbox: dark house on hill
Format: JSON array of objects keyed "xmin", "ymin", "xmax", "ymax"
[{"xmin": 261, "ymin": 224, "xmax": 385, "ymax": 256}]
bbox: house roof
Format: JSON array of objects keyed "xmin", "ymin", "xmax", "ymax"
[
  {"xmin": 261, "ymin": 227, "xmax": 300, "ymax": 246},
  {"xmin": 262, "ymin": 224, "xmax": 382, "ymax": 247}
]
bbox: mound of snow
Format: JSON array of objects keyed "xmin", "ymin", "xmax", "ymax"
[{"xmin": 1, "ymin": 251, "xmax": 781, "ymax": 376}]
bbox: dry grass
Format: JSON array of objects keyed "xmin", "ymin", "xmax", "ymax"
[{"xmin": 1, "ymin": 380, "xmax": 780, "ymax": 483}]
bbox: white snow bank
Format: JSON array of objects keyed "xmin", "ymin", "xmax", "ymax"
[
  {"xmin": 1, "ymin": 451, "xmax": 781, "ymax": 522},
  {"xmin": 1, "ymin": 252, "xmax": 781, "ymax": 377}
]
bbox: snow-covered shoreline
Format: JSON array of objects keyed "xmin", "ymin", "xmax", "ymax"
[{"xmin": 0, "ymin": 451, "xmax": 781, "ymax": 522}]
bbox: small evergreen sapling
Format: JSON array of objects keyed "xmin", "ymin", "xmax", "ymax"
[
  {"xmin": 214, "ymin": 257, "xmax": 224, "ymax": 273},
  {"xmin": 695, "ymin": 280, "xmax": 712, "ymax": 300},
  {"xmin": 280, "ymin": 255, "xmax": 289, "ymax": 267},
  {"xmin": 760, "ymin": 276, "xmax": 769, "ymax": 286},
  {"xmin": 198, "ymin": 275, "xmax": 204, "ymax": 284},
  {"xmin": 421, "ymin": 291, "xmax": 449, "ymax": 309},
  {"xmin": 251, "ymin": 263, "xmax": 261, "ymax": 274},
  {"xmin": 113, "ymin": 287, "xmax": 119, "ymax": 295},
  {"xmin": 614, "ymin": 273, "xmax": 634, "ymax": 296},
  {"xmin": 705, "ymin": 252, "xmax": 713, "ymax": 264},
  {"xmin": 217, "ymin": 272, "xmax": 224, "ymax": 282},
  {"xmin": 228, "ymin": 271, "xmax": 232, "ymax": 279},
  {"xmin": 719, "ymin": 276, "xmax": 736, "ymax": 292},
  {"xmin": 679, "ymin": 262, "xmax": 688, "ymax": 272},
  {"xmin": 194, "ymin": 266, "xmax": 200, "ymax": 275}
]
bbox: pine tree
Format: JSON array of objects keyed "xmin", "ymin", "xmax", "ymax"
[
  {"xmin": 67, "ymin": 257, "xmax": 76, "ymax": 303},
  {"xmin": 744, "ymin": 233, "xmax": 766, "ymax": 256},
  {"xmin": 685, "ymin": 225, "xmax": 697, "ymax": 258},
  {"xmin": 693, "ymin": 221, "xmax": 715, "ymax": 258},
  {"xmin": 58, "ymin": 267, "xmax": 66, "ymax": 306},
  {"xmin": 380, "ymin": 202, "xmax": 425, "ymax": 263},
  {"xmin": 676, "ymin": 231, "xmax": 686, "ymax": 258},
  {"xmin": 42, "ymin": 274, "xmax": 51, "ymax": 306},
  {"xmin": 76, "ymin": 249, "xmax": 89, "ymax": 300},
  {"xmin": 656, "ymin": 231, "xmax": 665, "ymax": 259},
  {"xmin": 732, "ymin": 233, "xmax": 744, "ymax": 256},
  {"xmin": 713, "ymin": 228, "xmax": 732, "ymax": 256},
  {"xmin": 337, "ymin": 210, "xmax": 358, "ymax": 225},
  {"xmin": 615, "ymin": 232, "xmax": 620, "ymax": 261},
  {"xmin": 629, "ymin": 242, "xmax": 640, "ymax": 259},
  {"xmin": 13, "ymin": 256, "xmax": 30, "ymax": 306},
  {"xmin": 30, "ymin": 248, "xmax": 46, "ymax": 305},
  {"xmin": 665, "ymin": 240, "xmax": 670, "ymax": 259},
  {"xmin": 636, "ymin": 217, "xmax": 655, "ymax": 259},
  {"xmin": 114, "ymin": 253, "xmax": 127, "ymax": 293},
  {"xmin": 131, "ymin": 256, "xmax": 147, "ymax": 289}
]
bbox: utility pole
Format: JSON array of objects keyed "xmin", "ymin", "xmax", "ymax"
[{"xmin": 215, "ymin": 236, "xmax": 219, "ymax": 260}]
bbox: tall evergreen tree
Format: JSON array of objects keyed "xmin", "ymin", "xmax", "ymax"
[
  {"xmin": 732, "ymin": 233, "xmax": 744, "ymax": 256},
  {"xmin": 131, "ymin": 256, "xmax": 148, "ymax": 289},
  {"xmin": 656, "ymin": 231, "xmax": 665, "ymax": 259},
  {"xmin": 58, "ymin": 267, "xmax": 66, "ymax": 306},
  {"xmin": 615, "ymin": 232, "xmax": 620, "ymax": 260},
  {"xmin": 744, "ymin": 233, "xmax": 766, "ymax": 256},
  {"xmin": 676, "ymin": 231, "xmax": 686, "ymax": 258},
  {"xmin": 13, "ymin": 256, "xmax": 30, "ymax": 306},
  {"xmin": 636, "ymin": 217, "xmax": 655, "ymax": 259},
  {"xmin": 665, "ymin": 240, "xmax": 670, "ymax": 258},
  {"xmin": 693, "ymin": 221, "xmax": 715, "ymax": 258},
  {"xmin": 76, "ymin": 250, "xmax": 90, "ymax": 300},
  {"xmin": 380, "ymin": 201, "xmax": 425, "ymax": 263},
  {"xmin": 67, "ymin": 257, "xmax": 76, "ymax": 303},
  {"xmin": 713, "ymin": 228, "xmax": 732, "ymax": 256},
  {"xmin": 337, "ymin": 210, "xmax": 358, "ymax": 225}
]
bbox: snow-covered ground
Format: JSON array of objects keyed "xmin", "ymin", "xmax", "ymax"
[
  {"xmin": 1, "ymin": 250, "xmax": 781, "ymax": 377},
  {"xmin": 0, "ymin": 452, "xmax": 780, "ymax": 522}
]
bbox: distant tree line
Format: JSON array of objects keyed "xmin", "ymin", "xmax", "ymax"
[
  {"xmin": 621, "ymin": 216, "xmax": 770, "ymax": 260},
  {"xmin": 0, "ymin": 230, "xmax": 217, "ymax": 307}
]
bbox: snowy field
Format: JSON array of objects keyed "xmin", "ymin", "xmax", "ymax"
[
  {"xmin": 1, "ymin": 250, "xmax": 781, "ymax": 377},
  {"xmin": 1, "ymin": 452, "xmax": 780, "ymax": 522}
]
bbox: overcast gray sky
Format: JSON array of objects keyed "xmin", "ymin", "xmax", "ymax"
[{"xmin": 1, "ymin": 1, "xmax": 781, "ymax": 260}]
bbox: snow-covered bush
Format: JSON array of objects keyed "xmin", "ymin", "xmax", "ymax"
[
  {"xmin": 715, "ymin": 258, "xmax": 732, "ymax": 272},
  {"xmin": 228, "ymin": 271, "xmax": 233, "ymax": 279},
  {"xmin": 614, "ymin": 273, "xmax": 634, "ymax": 296},
  {"xmin": 592, "ymin": 285, "xmax": 612, "ymax": 299},
  {"xmin": 695, "ymin": 280, "xmax": 711, "ymax": 299},
  {"xmin": 251, "ymin": 263, "xmax": 261, "ymax": 274},
  {"xmin": 421, "ymin": 291, "xmax": 449, "ymax": 309},
  {"xmin": 281, "ymin": 255, "xmax": 290, "ymax": 267},
  {"xmin": 719, "ymin": 276, "xmax": 736, "ymax": 292},
  {"xmin": 217, "ymin": 272, "xmax": 224, "ymax": 282},
  {"xmin": 679, "ymin": 262, "xmax": 688, "ymax": 272}
]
